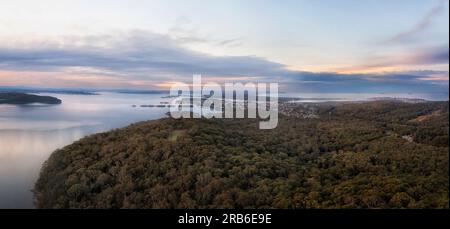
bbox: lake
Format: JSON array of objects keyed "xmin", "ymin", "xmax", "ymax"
[
  {"xmin": 0, "ymin": 91, "xmax": 447, "ymax": 208},
  {"xmin": 0, "ymin": 92, "xmax": 170, "ymax": 208}
]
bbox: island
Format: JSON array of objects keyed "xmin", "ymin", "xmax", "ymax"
[
  {"xmin": 34, "ymin": 100, "xmax": 448, "ymax": 209},
  {"xmin": 0, "ymin": 93, "xmax": 62, "ymax": 105}
]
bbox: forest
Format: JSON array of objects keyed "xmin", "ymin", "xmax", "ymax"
[
  {"xmin": 0, "ymin": 92, "xmax": 61, "ymax": 104},
  {"xmin": 34, "ymin": 100, "xmax": 449, "ymax": 209}
]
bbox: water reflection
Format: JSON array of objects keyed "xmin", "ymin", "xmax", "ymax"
[
  {"xmin": 0, "ymin": 91, "xmax": 447, "ymax": 208},
  {"xmin": 0, "ymin": 93, "xmax": 169, "ymax": 208}
]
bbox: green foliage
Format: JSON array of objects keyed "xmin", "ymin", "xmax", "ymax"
[
  {"xmin": 0, "ymin": 92, "xmax": 62, "ymax": 104},
  {"xmin": 34, "ymin": 101, "xmax": 449, "ymax": 209}
]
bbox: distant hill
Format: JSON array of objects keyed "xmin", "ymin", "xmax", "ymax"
[
  {"xmin": 0, "ymin": 93, "xmax": 62, "ymax": 105},
  {"xmin": 34, "ymin": 101, "xmax": 448, "ymax": 209},
  {"xmin": 367, "ymin": 97, "xmax": 427, "ymax": 103},
  {"xmin": 0, "ymin": 87, "xmax": 98, "ymax": 95}
]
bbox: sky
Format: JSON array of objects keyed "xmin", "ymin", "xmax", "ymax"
[{"xmin": 0, "ymin": 0, "xmax": 448, "ymax": 98}]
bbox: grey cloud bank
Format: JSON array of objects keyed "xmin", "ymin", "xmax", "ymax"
[{"xmin": 0, "ymin": 31, "xmax": 448, "ymax": 97}]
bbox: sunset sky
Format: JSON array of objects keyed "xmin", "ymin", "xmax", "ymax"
[{"xmin": 0, "ymin": 0, "xmax": 448, "ymax": 96}]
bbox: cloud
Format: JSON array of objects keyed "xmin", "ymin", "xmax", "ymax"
[
  {"xmin": 0, "ymin": 31, "xmax": 286, "ymax": 79},
  {"xmin": 216, "ymin": 38, "xmax": 243, "ymax": 47},
  {"xmin": 276, "ymin": 70, "xmax": 448, "ymax": 84},
  {"xmin": 385, "ymin": 0, "xmax": 446, "ymax": 44},
  {"xmin": 417, "ymin": 46, "xmax": 449, "ymax": 64},
  {"xmin": 168, "ymin": 17, "xmax": 243, "ymax": 48},
  {"xmin": 276, "ymin": 70, "xmax": 448, "ymax": 97},
  {"xmin": 0, "ymin": 30, "xmax": 447, "ymax": 97},
  {"xmin": 335, "ymin": 45, "xmax": 449, "ymax": 73}
]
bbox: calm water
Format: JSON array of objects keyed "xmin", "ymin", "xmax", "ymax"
[
  {"xmin": 0, "ymin": 92, "xmax": 170, "ymax": 208},
  {"xmin": 0, "ymin": 91, "xmax": 447, "ymax": 209}
]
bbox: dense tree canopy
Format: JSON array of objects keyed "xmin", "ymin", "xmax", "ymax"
[{"xmin": 34, "ymin": 101, "xmax": 449, "ymax": 209}]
